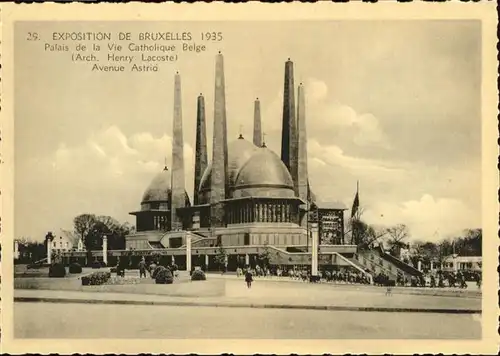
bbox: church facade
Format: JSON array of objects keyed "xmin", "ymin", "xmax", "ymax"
[{"xmin": 125, "ymin": 54, "xmax": 354, "ymax": 269}]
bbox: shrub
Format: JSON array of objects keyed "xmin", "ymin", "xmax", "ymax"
[
  {"xmin": 155, "ymin": 266, "xmax": 174, "ymax": 284},
  {"xmin": 91, "ymin": 261, "xmax": 102, "ymax": 269},
  {"xmin": 81, "ymin": 271, "xmax": 112, "ymax": 286},
  {"xmin": 386, "ymin": 279, "xmax": 396, "ymax": 287},
  {"xmin": 191, "ymin": 270, "xmax": 206, "ymax": 281},
  {"xmin": 69, "ymin": 263, "xmax": 82, "ymax": 274},
  {"xmin": 151, "ymin": 265, "xmax": 164, "ymax": 279},
  {"xmin": 110, "ymin": 267, "xmax": 117, "ymax": 273},
  {"xmin": 48, "ymin": 263, "xmax": 66, "ymax": 278}
]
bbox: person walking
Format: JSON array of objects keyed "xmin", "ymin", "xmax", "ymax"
[
  {"xmin": 138, "ymin": 257, "xmax": 147, "ymax": 278},
  {"xmin": 245, "ymin": 269, "xmax": 254, "ymax": 289}
]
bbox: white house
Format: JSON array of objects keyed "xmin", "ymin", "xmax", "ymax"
[
  {"xmin": 50, "ymin": 230, "xmax": 84, "ymax": 252},
  {"xmin": 441, "ymin": 255, "xmax": 482, "ymax": 273}
]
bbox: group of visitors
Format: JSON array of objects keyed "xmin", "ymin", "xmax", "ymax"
[
  {"xmin": 394, "ymin": 270, "xmax": 481, "ymax": 289},
  {"xmin": 122, "ymin": 257, "xmax": 179, "ymax": 279},
  {"xmin": 235, "ymin": 265, "xmax": 370, "ymax": 285},
  {"xmin": 233, "ymin": 263, "xmax": 481, "ymax": 290}
]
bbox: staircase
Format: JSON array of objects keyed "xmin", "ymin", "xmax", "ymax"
[
  {"xmin": 351, "ymin": 252, "xmax": 398, "ymax": 280},
  {"xmin": 353, "ymin": 247, "xmax": 422, "ymax": 281}
]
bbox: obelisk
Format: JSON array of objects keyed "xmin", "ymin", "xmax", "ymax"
[
  {"xmin": 210, "ymin": 52, "xmax": 228, "ymax": 230},
  {"xmin": 253, "ymin": 98, "xmax": 262, "ymax": 147},
  {"xmin": 171, "ymin": 72, "xmax": 185, "ymax": 231},
  {"xmin": 280, "ymin": 59, "xmax": 298, "ymax": 194},
  {"xmin": 297, "ymin": 83, "xmax": 309, "ymax": 226},
  {"xmin": 194, "ymin": 94, "xmax": 207, "ymax": 205}
]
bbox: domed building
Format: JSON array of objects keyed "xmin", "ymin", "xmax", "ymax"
[
  {"xmin": 127, "ymin": 166, "xmax": 191, "ymax": 249},
  {"xmin": 125, "ymin": 54, "xmax": 351, "ymax": 271}
]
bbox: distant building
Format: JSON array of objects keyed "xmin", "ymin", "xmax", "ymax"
[
  {"xmin": 50, "ymin": 230, "xmax": 84, "ymax": 252},
  {"xmin": 441, "ymin": 255, "xmax": 482, "ymax": 273}
]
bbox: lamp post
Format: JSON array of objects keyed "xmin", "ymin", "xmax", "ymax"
[
  {"xmin": 306, "ymin": 200, "xmax": 309, "ymax": 252},
  {"xmin": 102, "ymin": 235, "xmax": 108, "ymax": 266},
  {"xmin": 310, "ymin": 222, "xmax": 319, "ymax": 277}
]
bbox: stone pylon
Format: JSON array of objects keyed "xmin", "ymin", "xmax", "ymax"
[
  {"xmin": 280, "ymin": 59, "xmax": 298, "ymax": 194},
  {"xmin": 210, "ymin": 52, "xmax": 228, "ymax": 230},
  {"xmin": 253, "ymin": 98, "xmax": 262, "ymax": 147},
  {"xmin": 171, "ymin": 72, "xmax": 186, "ymax": 231},
  {"xmin": 297, "ymin": 83, "xmax": 309, "ymax": 227},
  {"xmin": 194, "ymin": 94, "xmax": 207, "ymax": 205}
]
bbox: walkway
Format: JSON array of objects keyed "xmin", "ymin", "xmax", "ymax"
[{"xmin": 15, "ymin": 278, "xmax": 481, "ymax": 313}]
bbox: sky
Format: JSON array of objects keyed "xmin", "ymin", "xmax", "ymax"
[{"xmin": 14, "ymin": 20, "xmax": 482, "ymax": 243}]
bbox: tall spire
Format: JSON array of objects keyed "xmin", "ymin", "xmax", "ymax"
[
  {"xmin": 210, "ymin": 52, "xmax": 228, "ymax": 230},
  {"xmin": 280, "ymin": 58, "xmax": 298, "ymax": 194},
  {"xmin": 171, "ymin": 72, "xmax": 185, "ymax": 231},
  {"xmin": 194, "ymin": 93, "xmax": 207, "ymax": 205},
  {"xmin": 297, "ymin": 83, "xmax": 308, "ymax": 226},
  {"xmin": 253, "ymin": 98, "xmax": 262, "ymax": 147}
]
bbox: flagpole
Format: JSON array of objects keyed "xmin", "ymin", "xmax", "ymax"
[{"xmin": 356, "ymin": 180, "xmax": 359, "ymax": 220}]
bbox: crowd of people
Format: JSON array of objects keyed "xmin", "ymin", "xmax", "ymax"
[
  {"xmin": 232, "ymin": 264, "xmax": 481, "ymax": 289},
  {"xmin": 119, "ymin": 255, "xmax": 482, "ymax": 290},
  {"xmin": 234, "ymin": 265, "xmax": 371, "ymax": 285},
  {"xmin": 393, "ymin": 270, "xmax": 481, "ymax": 289}
]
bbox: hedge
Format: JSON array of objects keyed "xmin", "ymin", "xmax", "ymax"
[
  {"xmin": 48, "ymin": 263, "xmax": 66, "ymax": 278},
  {"xmin": 81, "ymin": 271, "xmax": 111, "ymax": 286},
  {"xmin": 155, "ymin": 266, "xmax": 174, "ymax": 284},
  {"xmin": 69, "ymin": 263, "xmax": 82, "ymax": 274},
  {"xmin": 191, "ymin": 270, "xmax": 206, "ymax": 281}
]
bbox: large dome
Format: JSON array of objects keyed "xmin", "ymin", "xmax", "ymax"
[
  {"xmin": 232, "ymin": 147, "xmax": 295, "ymax": 199},
  {"xmin": 142, "ymin": 167, "xmax": 171, "ymax": 203},
  {"xmin": 198, "ymin": 136, "xmax": 259, "ymax": 202}
]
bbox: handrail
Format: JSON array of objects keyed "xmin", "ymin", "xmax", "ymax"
[
  {"xmin": 380, "ymin": 251, "xmax": 421, "ymax": 275},
  {"xmin": 335, "ymin": 252, "xmax": 373, "ymax": 284},
  {"xmin": 355, "ymin": 252, "xmax": 398, "ymax": 279}
]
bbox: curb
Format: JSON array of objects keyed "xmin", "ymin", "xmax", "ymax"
[{"xmin": 14, "ymin": 297, "xmax": 481, "ymax": 314}]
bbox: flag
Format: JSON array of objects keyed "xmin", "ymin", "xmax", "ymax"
[{"xmin": 351, "ymin": 181, "xmax": 360, "ymax": 219}]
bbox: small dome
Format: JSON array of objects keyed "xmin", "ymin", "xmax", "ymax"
[
  {"xmin": 142, "ymin": 167, "xmax": 171, "ymax": 203},
  {"xmin": 198, "ymin": 137, "xmax": 259, "ymax": 202},
  {"xmin": 233, "ymin": 147, "xmax": 295, "ymax": 199}
]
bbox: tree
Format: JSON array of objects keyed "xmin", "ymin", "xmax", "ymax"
[
  {"xmin": 348, "ymin": 219, "xmax": 387, "ymax": 250},
  {"xmin": 16, "ymin": 238, "xmax": 46, "ymax": 263},
  {"xmin": 385, "ymin": 224, "xmax": 410, "ymax": 256},
  {"xmin": 73, "ymin": 214, "xmax": 133, "ymax": 251},
  {"xmin": 258, "ymin": 243, "xmax": 272, "ymax": 269},
  {"xmin": 74, "ymin": 214, "xmax": 98, "ymax": 250},
  {"xmin": 214, "ymin": 242, "xmax": 227, "ymax": 272}
]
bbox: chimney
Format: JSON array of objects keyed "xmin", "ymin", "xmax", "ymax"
[
  {"xmin": 280, "ymin": 59, "xmax": 298, "ymax": 194},
  {"xmin": 171, "ymin": 72, "xmax": 185, "ymax": 231},
  {"xmin": 253, "ymin": 98, "xmax": 262, "ymax": 147},
  {"xmin": 194, "ymin": 94, "xmax": 207, "ymax": 205},
  {"xmin": 210, "ymin": 52, "xmax": 228, "ymax": 230}
]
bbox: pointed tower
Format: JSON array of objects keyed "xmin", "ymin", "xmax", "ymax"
[
  {"xmin": 171, "ymin": 72, "xmax": 185, "ymax": 231},
  {"xmin": 210, "ymin": 52, "xmax": 228, "ymax": 230},
  {"xmin": 253, "ymin": 98, "xmax": 262, "ymax": 147},
  {"xmin": 280, "ymin": 59, "xmax": 298, "ymax": 195},
  {"xmin": 194, "ymin": 94, "xmax": 207, "ymax": 205},
  {"xmin": 297, "ymin": 83, "xmax": 309, "ymax": 226}
]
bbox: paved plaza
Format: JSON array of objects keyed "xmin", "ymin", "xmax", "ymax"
[
  {"xmin": 15, "ymin": 277, "xmax": 481, "ymax": 312},
  {"xmin": 14, "ymin": 274, "xmax": 482, "ymax": 339},
  {"xmin": 15, "ymin": 302, "xmax": 481, "ymax": 339}
]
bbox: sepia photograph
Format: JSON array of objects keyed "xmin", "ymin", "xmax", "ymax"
[{"xmin": 1, "ymin": 2, "xmax": 497, "ymax": 355}]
